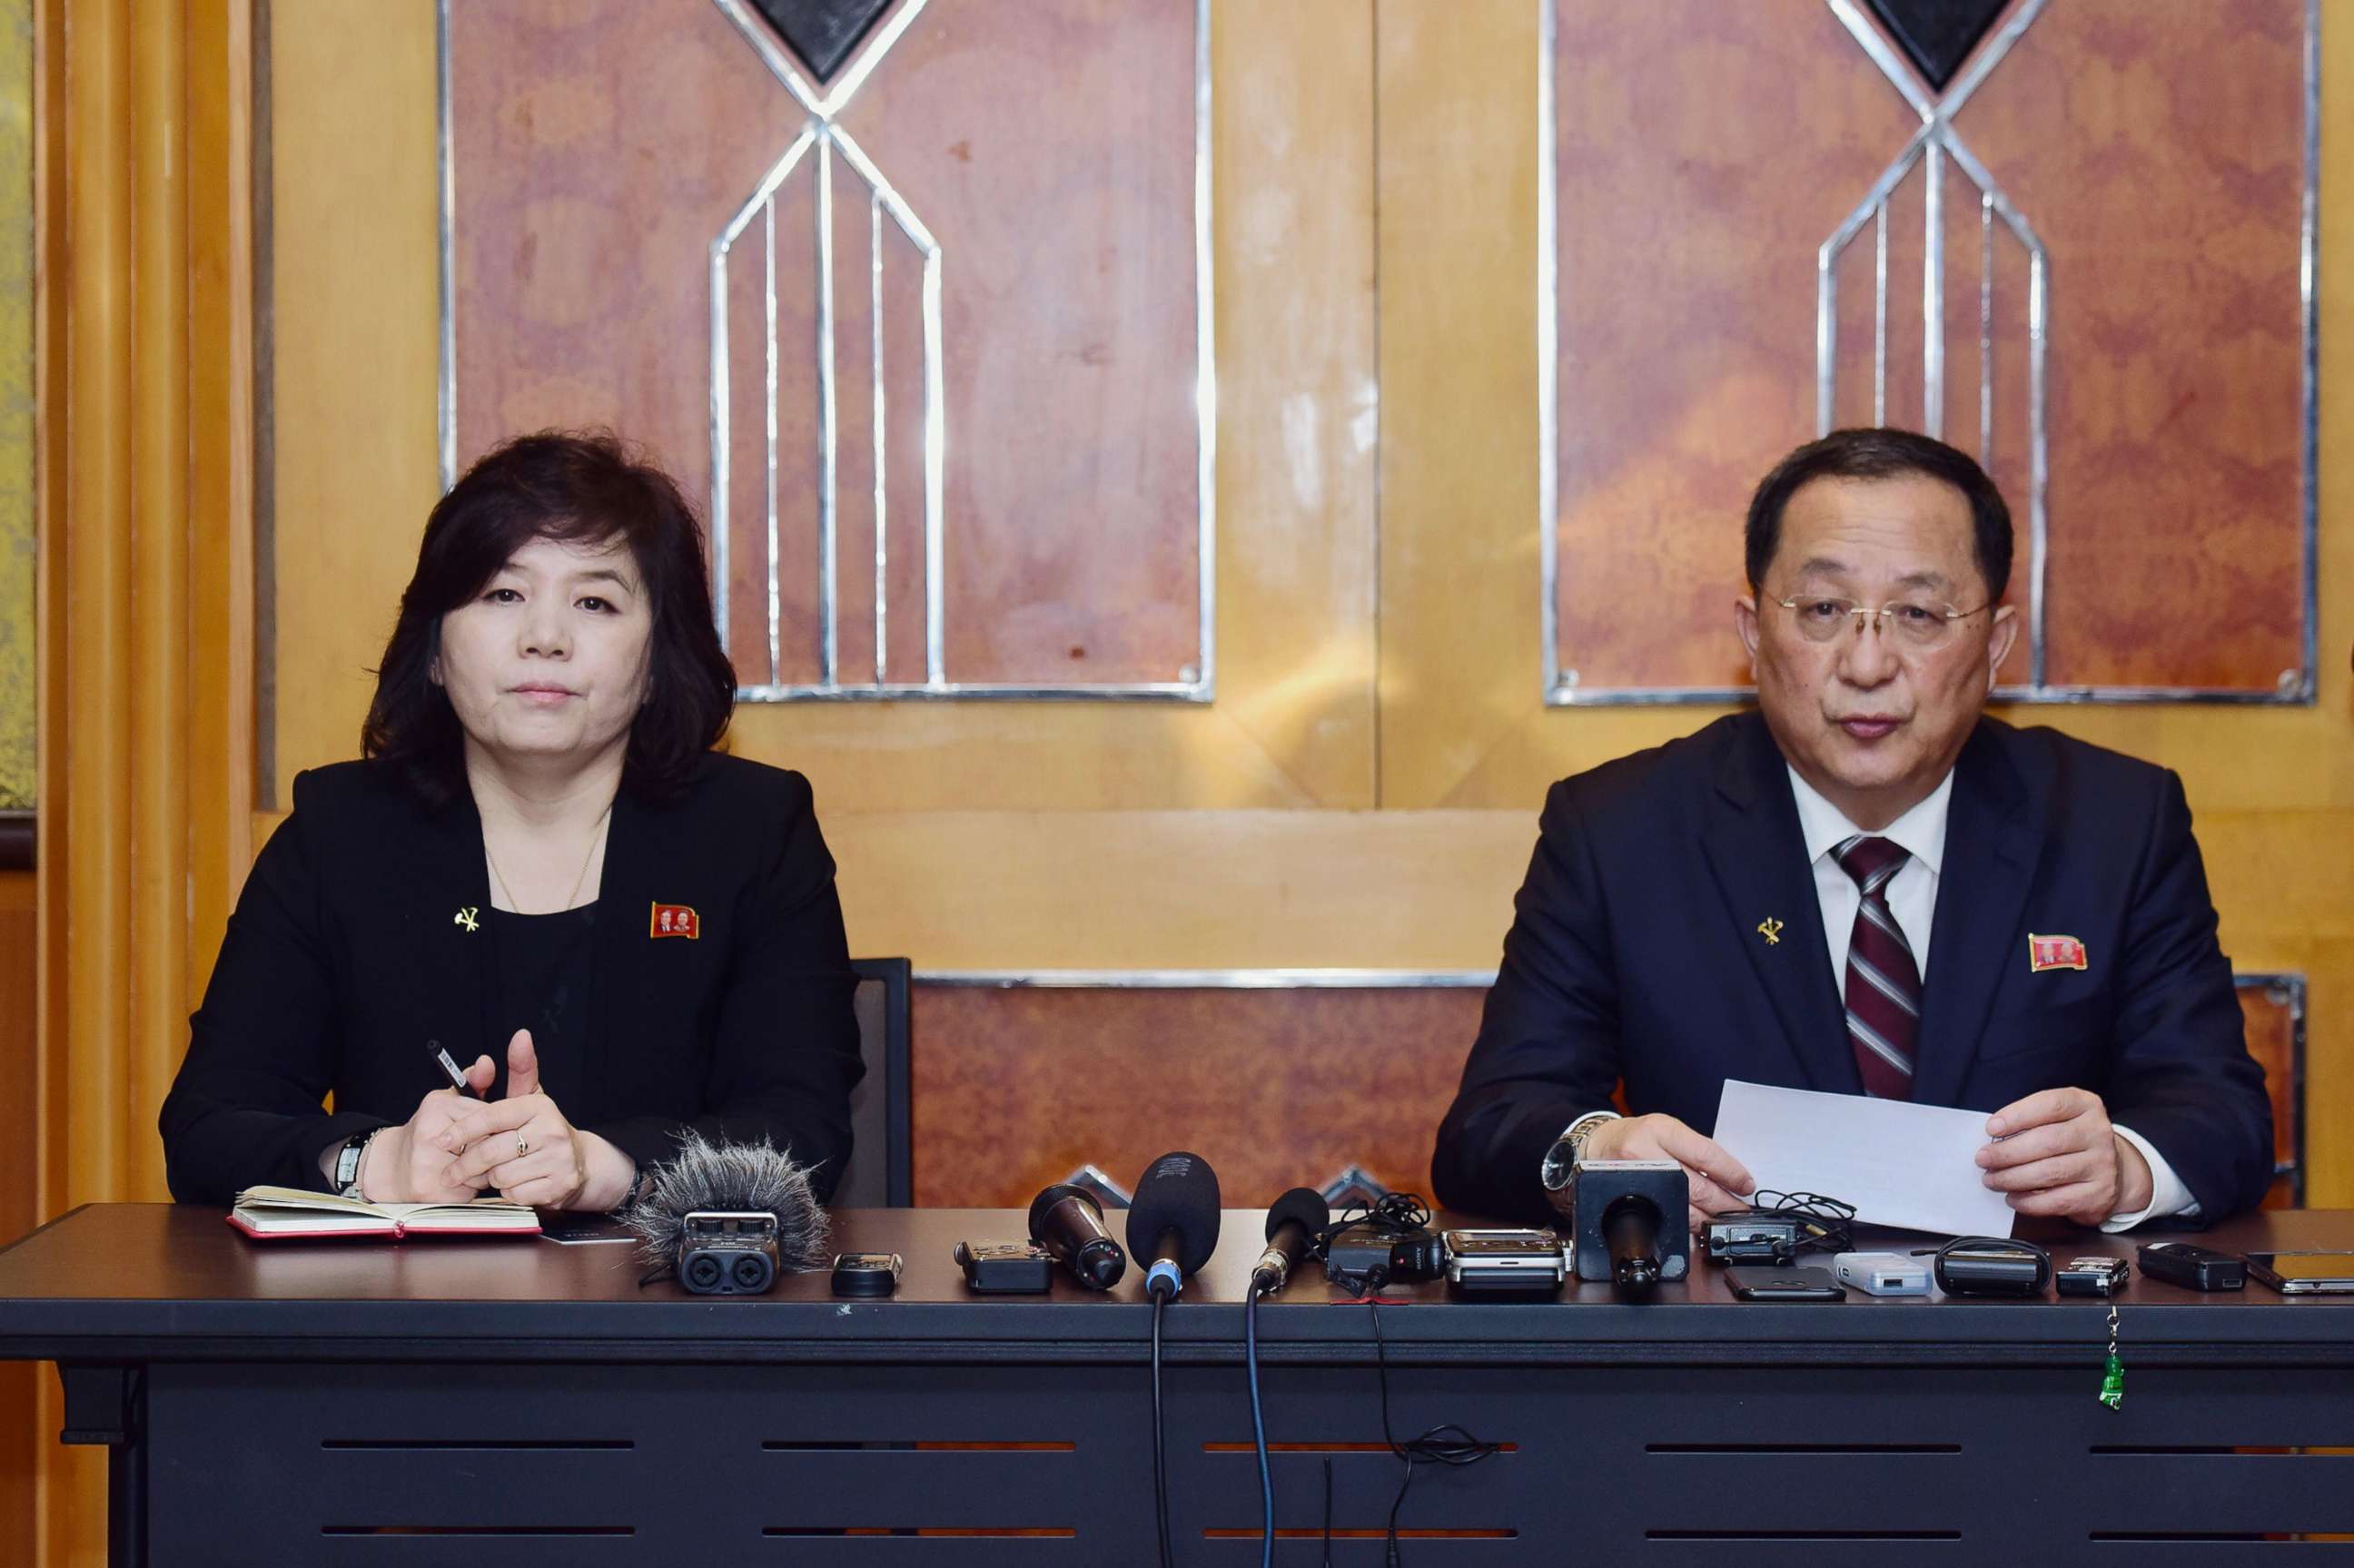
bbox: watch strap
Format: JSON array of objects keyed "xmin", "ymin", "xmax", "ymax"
[
  {"xmin": 1563, "ymin": 1109, "xmax": 1619, "ymax": 1149},
  {"xmin": 333, "ymin": 1130, "xmax": 375, "ymax": 1198},
  {"xmin": 1539, "ymin": 1109, "xmax": 1622, "ymax": 1197}
]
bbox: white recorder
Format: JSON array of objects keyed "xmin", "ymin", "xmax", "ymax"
[{"xmin": 1833, "ymin": 1250, "xmax": 1931, "ymax": 1297}]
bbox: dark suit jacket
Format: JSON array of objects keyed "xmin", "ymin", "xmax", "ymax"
[
  {"xmin": 159, "ymin": 754, "xmax": 865, "ymax": 1207},
  {"xmin": 1432, "ymin": 713, "xmax": 2272, "ymax": 1226}
]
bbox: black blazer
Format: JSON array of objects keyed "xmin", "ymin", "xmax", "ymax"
[
  {"xmin": 160, "ymin": 754, "xmax": 865, "ymax": 1207},
  {"xmin": 1432, "ymin": 713, "xmax": 2273, "ymax": 1226}
]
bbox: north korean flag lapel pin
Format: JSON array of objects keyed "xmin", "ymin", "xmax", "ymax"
[
  {"xmin": 650, "ymin": 902, "xmax": 700, "ymax": 940},
  {"xmin": 2029, "ymin": 932, "xmax": 2088, "ymax": 973}
]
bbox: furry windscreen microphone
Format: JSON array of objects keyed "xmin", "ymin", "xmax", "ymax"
[{"xmin": 619, "ymin": 1131, "xmax": 832, "ymax": 1289}]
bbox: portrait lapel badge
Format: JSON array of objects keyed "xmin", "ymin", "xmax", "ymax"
[{"xmin": 2028, "ymin": 932, "xmax": 2088, "ymax": 973}]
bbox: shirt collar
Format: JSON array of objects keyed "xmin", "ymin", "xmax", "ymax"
[{"xmin": 1785, "ymin": 764, "xmax": 1954, "ymax": 878}]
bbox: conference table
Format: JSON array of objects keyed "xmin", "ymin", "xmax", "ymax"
[{"xmin": 2, "ymin": 1205, "xmax": 2352, "ymax": 1563}]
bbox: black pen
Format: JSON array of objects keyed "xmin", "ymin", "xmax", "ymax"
[{"xmin": 430, "ymin": 1040, "xmax": 484, "ymax": 1100}]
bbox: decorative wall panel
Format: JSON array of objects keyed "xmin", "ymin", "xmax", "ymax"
[
  {"xmin": 910, "ymin": 980, "xmax": 1487, "ymax": 1208},
  {"xmin": 1545, "ymin": 0, "xmax": 2313, "ymax": 703},
  {"xmin": 908, "ymin": 972, "xmax": 2303, "ymax": 1212},
  {"xmin": 443, "ymin": 0, "xmax": 1211, "ymax": 699}
]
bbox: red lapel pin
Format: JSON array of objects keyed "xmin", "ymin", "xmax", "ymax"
[{"xmin": 2028, "ymin": 932, "xmax": 2087, "ymax": 973}]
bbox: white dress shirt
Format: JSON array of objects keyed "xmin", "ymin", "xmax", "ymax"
[{"xmin": 1785, "ymin": 765, "xmax": 2195, "ymax": 1232}]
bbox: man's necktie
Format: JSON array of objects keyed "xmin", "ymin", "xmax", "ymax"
[{"xmin": 1835, "ymin": 834, "xmax": 1921, "ymax": 1099}]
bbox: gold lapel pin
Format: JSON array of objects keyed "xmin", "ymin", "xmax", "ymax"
[
  {"xmin": 1756, "ymin": 917, "xmax": 1785, "ymax": 946},
  {"xmin": 454, "ymin": 906, "xmax": 480, "ymax": 933}
]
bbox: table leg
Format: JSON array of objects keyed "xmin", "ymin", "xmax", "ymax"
[{"xmin": 56, "ymin": 1363, "xmax": 144, "ymax": 1568}]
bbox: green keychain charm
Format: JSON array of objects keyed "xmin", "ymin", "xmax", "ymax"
[{"xmin": 2099, "ymin": 1304, "xmax": 2124, "ymax": 1410}]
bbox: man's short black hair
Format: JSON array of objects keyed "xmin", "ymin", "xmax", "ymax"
[{"xmin": 1744, "ymin": 427, "xmax": 2013, "ymax": 602}]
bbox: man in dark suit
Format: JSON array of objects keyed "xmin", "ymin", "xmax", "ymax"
[{"xmin": 1432, "ymin": 429, "xmax": 2272, "ymax": 1231}]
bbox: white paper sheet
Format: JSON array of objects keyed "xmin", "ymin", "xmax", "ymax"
[{"xmin": 1711, "ymin": 1079, "xmax": 2016, "ymax": 1237}]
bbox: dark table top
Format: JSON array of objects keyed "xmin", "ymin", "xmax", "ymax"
[{"xmin": 2, "ymin": 1205, "xmax": 2352, "ymax": 1366}]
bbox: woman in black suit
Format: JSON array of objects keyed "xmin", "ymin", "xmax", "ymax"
[{"xmin": 160, "ymin": 432, "xmax": 863, "ymax": 1209}]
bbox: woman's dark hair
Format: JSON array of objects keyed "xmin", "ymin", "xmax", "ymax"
[
  {"xmin": 1744, "ymin": 427, "xmax": 2013, "ymax": 602},
  {"xmin": 362, "ymin": 430, "xmax": 737, "ymax": 805}
]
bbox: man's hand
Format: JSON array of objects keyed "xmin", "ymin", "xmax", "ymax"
[
  {"xmin": 1980, "ymin": 1087, "xmax": 2152, "ymax": 1227},
  {"xmin": 1582, "ymin": 1113, "xmax": 1756, "ymax": 1233}
]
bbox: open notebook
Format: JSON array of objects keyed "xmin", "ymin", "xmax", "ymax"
[{"xmin": 228, "ymin": 1185, "xmax": 541, "ymax": 1240}]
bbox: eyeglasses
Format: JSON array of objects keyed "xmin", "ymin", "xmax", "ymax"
[{"xmin": 1771, "ymin": 595, "xmax": 1991, "ymax": 650}]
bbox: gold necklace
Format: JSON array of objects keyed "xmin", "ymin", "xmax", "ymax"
[{"xmin": 485, "ymin": 806, "xmax": 612, "ymax": 915}]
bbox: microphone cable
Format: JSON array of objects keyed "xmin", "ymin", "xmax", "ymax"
[
  {"xmin": 1320, "ymin": 1455, "xmax": 1335, "ymax": 1568},
  {"xmin": 1366, "ymin": 1297, "xmax": 1501, "ymax": 1567},
  {"xmin": 1152, "ymin": 1290, "xmax": 1175, "ymax": 1568},
  {"xmin": 1246, "ymin": 1283, "xmax": 1274, "ymax": 1568}
]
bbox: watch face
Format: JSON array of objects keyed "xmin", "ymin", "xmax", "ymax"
[{"xmin": 1540, "ymin": 1138, "xmax": 1577, "ymax": 1191}]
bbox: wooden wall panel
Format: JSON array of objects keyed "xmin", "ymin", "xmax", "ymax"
[
  {"xmin": 275, "ymin": 0, "xmax": 1378, "ymax": 817},
  {"xmin": 2243, "ymin": 980, "xmax": 2306, "ymax": 1210},
  {"xmin": 449, "ymin": 0, "xmax": 1206, "ymax": 691},
  {"xmin": 909, "ymin": 985, "xmax": 1485, "ymax": 1208},
  {"xmin": 1956, "ymin": 1, "xmax": 2309, "ymax": 692},
  {"xmin": 267, "ymin": 3, "xmax": 442, "ymax": 802},
  {"xmin": 1548, "ymin": 0, "xmax": 1914, "ymax": 694},
  {"xmin": 909, "ymin": 976, "xmax": 2306, "ymax": 1215},
  {"xmin": 1546, "ymin": 0, "xmax": 2309, "ymax": 697}
]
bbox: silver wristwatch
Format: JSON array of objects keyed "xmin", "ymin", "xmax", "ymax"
[{"xmin": 1538, "ymin": 1111, "xmax": 1618, "ymax": 1218}]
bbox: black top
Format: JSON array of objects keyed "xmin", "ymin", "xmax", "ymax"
[
  {"xmin": 158, "ymin": 753, "xmax": 865, "ymax": 1207},
  {"xmin": 482, "ymin": 902, "xmax": 599, "ymax": 1099},
  {"xmin": 1433, "ymin": 713, "xmax": 2273, "ymax": 1225}
]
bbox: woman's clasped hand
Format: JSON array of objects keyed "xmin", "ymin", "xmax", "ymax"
[{"xmin": 429, "ymin": 1030, "xmax": 637, "ymax": 1211}]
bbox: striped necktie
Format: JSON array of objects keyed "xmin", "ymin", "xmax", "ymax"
[{"xmin": 1835, "ymin": 833, "xmax": 1920, "ymax": 1099}]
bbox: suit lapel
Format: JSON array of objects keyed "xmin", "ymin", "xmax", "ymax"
[
  {"xmin": 410, "ymin": 787, "xmax": 499, "ymax": 1069},
  {"xmin": 1911, "ymin": 723, "xmax": 2043, "ymax": 1107},
  {"xmin": 584, "ymin": 784, "xmax": 660, "ymax": 1101},
  {"xmin": 1698, "ymin": 716, "xmax": 1856, "ymax": 1094}
]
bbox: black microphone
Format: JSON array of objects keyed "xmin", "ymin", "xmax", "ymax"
[
  {"xmin": 1567, "ymin": 1159, "xmax": 1689, "ymax": 1292},
  {"xmin": 1252, "ymin": 1186, "xmax": 1330, "ymax": 1296},
  {"xmin": 616, "ymin": 1130, "xmax": 831, "ymax": 1295},
  {"xmin": 1027, "ymin": 1182, "xmax": 1127, "ymax": 1290},
  {"xmin": 1603, "ymin": 1194, "xmax": 1665, "ymax": 1292},
  {"xmin": 1125, "ymin": 1150, "xmax": 1222, "ymax": 1301}
]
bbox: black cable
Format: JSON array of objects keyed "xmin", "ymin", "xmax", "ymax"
[
  {"xmin": 1247, "ymin": 1285, "xmax": 1273, "ymax": 1568},
  {"xmin": 1746, "ymin": 1188, "xmax": 1858, "ymax": 1256},
  {"xmin": 1365, "ymin": 1297, "xmax": 1500, "ymax": 1567},
  {"xmin": 1321, "ymin": 1455, "xmax": 1334, "ymax": 1568},
  {"xmin": 1152, "ymin": 1291, "xmax": 1174, "ymax": 1568},
  {"xmin": 1316, "ymin": 1191, "xmax": 1437, "ymax": 1297},
  {"xmin": 1313, "ymin": 1191, "xmax": 1432, "ymax": 1257}
]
